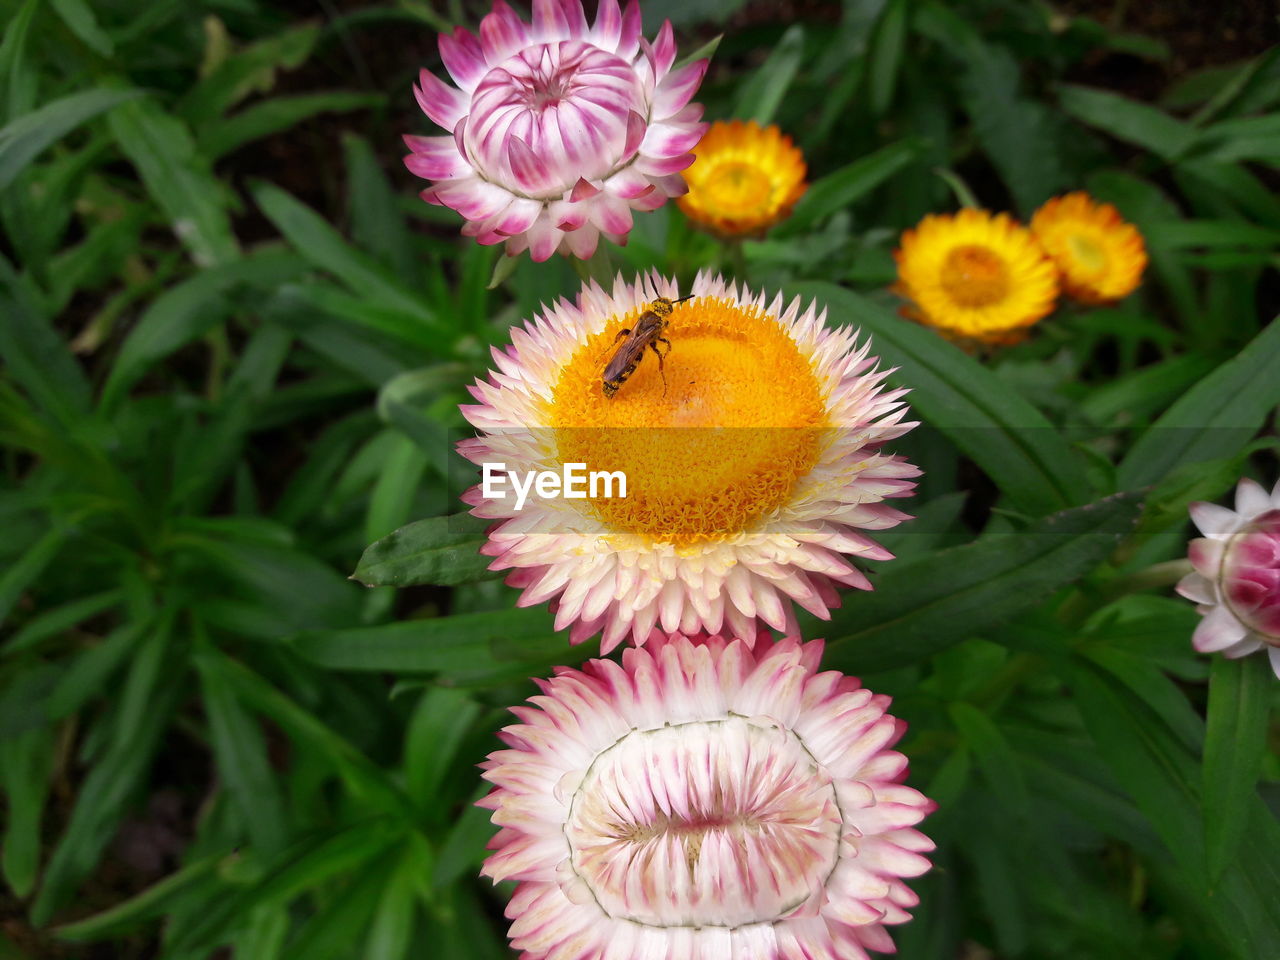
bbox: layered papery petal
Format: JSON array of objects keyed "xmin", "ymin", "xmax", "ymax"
[
  {"xmin": 458, "ymin": 272, "xmax": 919, "ymax": 649},
  {"xmin": 1179, "ymin": 476, "xmax": 1280, "ymax": 678},
  {"xmin": 405, "ymin": 0, "xmax": 707, "ymax": 259},
  {"xmin": 481, "ymin": 635, "xmax": 933, "ymax": 960}
]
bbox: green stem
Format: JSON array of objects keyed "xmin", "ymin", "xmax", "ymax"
[
  {"xmin": 724, "ymin": 238, "xmax": 747, "ymax": 282},
  {"xmin": 571, "ymin": 245, "xmax": 618, "ymax": 287}
]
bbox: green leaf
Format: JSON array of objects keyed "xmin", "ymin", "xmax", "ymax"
[
  {"xmin": 353, "ymin": 514, "xmax": 494, "ymax": 588},
  {"xmin": 0, "ymin": 524, "xmax": 65, "ymax": 627},
  {"xmin": 197, "ymin": 654, "xmax": 289, "ymax": 856},
  {"xmin": 100, "ymin": 250, "xmax": 306, "ymax": 409},
  {"xmin": 733, "ymin": 24, "xmax": 804, "ymax": 126},
  {"xmin": 200, "ymin": 91, "xmax": 380, "ymax": 159},
  {"xmin": 820, "ymin": 492, "xmax": 1144, "ymax": 672},
  {"xmin": 180, "ymin": 24, "xmax": 320, "ymax": 121},
  {"xmin": 108, "ymin": 97, "xmax": 240, "ymax": 267},
  {"xmin": 168, "ymin": 819, "xmax": 403, "ymax": 956},
  {"xmin": 30, "ymin": 681, "xmax": 179, "ymax": 924},
  {"xmin": 1068, "ymin": 656, "xmax": 1203, "ymax": 867},
  {"xmin": 404, "ymin": 688, "xmax": 482, "ymax": 814},
  {"xmin": 867, "ymin": 0, "xmax": 907, "ymax": 115},
  {"xmin": 948, "ymin": 702, "xmax": 1030, "ymax": 819},
  {"xmin": 0, "ymin": 726, "xmax": 53, "ymax": 897},
  {"xmin": 291, "ymin": 607, "xmax": 562, "ymax": 676},
  {"xmin": 363, "ymin": 843, "xmax": 428, "ymax": 960},
  {"xmin": 54, "ymin": 855, "xmax": 220, "ymax": 940},
  {"xmin": 252, "ymin": 183, "xmax": 436, "ymax": 324},
  {"xmin": 786, "ymin": 281, "xmax": 1092, "ymax": 514},
  {"xmin": 0, "ymin": 255, "xmax": 91, "ymax": 423},
  {"xmin": 343, "ymin": 133, "xmax": 414, "ymax": 282},
  {"xmin": 1203, "ymin": 655, "xmax": 1271, "ymax": 883},
  {"xmin": 1118, "ymin": 318, "xmax": 1280, "ymax": 488},
  {"xmin": 0, "ymin": 87, "xmax": 142, "ymax": 190},
  {"xmin": 1058, "ymin": 84, "xmax": 1197, "ymax": 161},
  {"xmin": 50, "ymin": 0, "xmax": 113, "ymax": 56},
  {"xmin": 195, "ymin": 651, "xmax": 407, "ymax": 814},
  {"xmin": 775, "ymin": 139, "xmax": 921, "ymax": 236},
  {"xmin": 1, "ymin": 588, "xmax": 122, "ymax": 655}
]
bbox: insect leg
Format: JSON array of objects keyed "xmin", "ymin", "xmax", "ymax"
[
  {"xmin": 649, "ymin": 340, "xmax": 668, "ymax": 396},
  {"xmin": 653, "ymin": 337, "xmax": 672, "ymax": 358}
]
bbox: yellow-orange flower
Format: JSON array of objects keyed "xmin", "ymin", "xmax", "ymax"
[
  {"xmin": 894, "ymin": 208, "xmax": 1059, "ymax": 345},
  {"xmin": 677, "ymin": 120, "xmax": 807, "ymax": 237},
  {"xmin": 1031, "ymin": 192, "xmax": 1147, "ymax": 304}
]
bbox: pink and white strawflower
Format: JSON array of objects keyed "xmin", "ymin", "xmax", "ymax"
[
  {"xmin": 457, "ymin": 271, "xmax": 918, "ymax": 652},
  {"xmin": 1176, "ymin": 477, "xmax": 1280, "ymax": 677},
  {"xmin": 480, "ymin": 634, "xmax": 934, "ymax": 960},
  {"xmin": 405, "ymin": 0, "xmax": 708, "ymax": 260}
]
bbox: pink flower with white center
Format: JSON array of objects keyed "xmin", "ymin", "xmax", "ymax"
[
  {"xmin": 480, "ymin": 634, "xmax": 935, "ymax": 960},
  {"xmin": 1176, "ymin": 477, "xmax": 1280, "ymax": 677},
  {"xmin": 457, "ymin": 271, "xmax": 919, "ymax": 653},
  {"xmin": 404, "ymin": 0, "xmax": 708, "ymax": 261}
]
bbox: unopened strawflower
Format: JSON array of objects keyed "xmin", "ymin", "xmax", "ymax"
[
  {"xmin": 894, "ymin": 208, "xmax": 1059, "ymax": 345},
  {"xmin": 458, "ymin": 271, "xmax": 918, "ymax": 651},
  {"xmin": 480, "ymin": 634, "xmax": 934, "ymax": 960},
  {"xmin": 677, "ymin": 119, "xmax": 807, "ymax": 237},
  {"xmin": 1177, "ymin": 477, "xmax": 1280, "ymax": 677},
  {"xmin": 404, "ymin": 0, "xmax": 708, "ymax": 261},
  {"xmin": 1030, "ymin": 192, "xmax": 1146, "ymax": 304}
]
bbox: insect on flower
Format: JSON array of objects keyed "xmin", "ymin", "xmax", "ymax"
[{"xmin": 601, "ymin": 295, "xmax": 693, "ymax": 398}]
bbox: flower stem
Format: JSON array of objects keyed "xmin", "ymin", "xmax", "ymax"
[{"xmin": 572, "ymin": 245, "xmax": 618, "ymax": 287}]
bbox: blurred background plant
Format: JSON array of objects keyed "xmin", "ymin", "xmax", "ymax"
[{"xmin": 1, "ymin": 0, "xmax": 1278, "ymax": 957}]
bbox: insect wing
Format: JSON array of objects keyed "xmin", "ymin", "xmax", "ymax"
[{"xmin": 602, "ymin": 315, "xmax": 655, "ymax": 383}]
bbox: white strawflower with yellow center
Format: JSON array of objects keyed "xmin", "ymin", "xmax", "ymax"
[{"xmin": 459, "ymin": 272, "xmax": 918, "ymax": 651}]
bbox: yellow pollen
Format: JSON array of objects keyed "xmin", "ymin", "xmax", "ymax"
[
  {"xmin": 702, "ymin": 161, "xmax": 775, "ymax": 217},
  {"xmin": 1066, "ymin": 232, "xmax": 1107, "ymax": 274},
  {"xmin": 940, "ymin": 244, "xmax": 1010, "ymax": 308},
  {"xmin": 550, "ymin": 298, "xmax": 827, "ymax": 547}
]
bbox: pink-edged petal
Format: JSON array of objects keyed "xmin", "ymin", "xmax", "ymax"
[
  {"xmin": 492, "ymin": 197, "xmax": 545, "ymax": 237},
  {"xmin": 414, "ymin": 69, "xmax": 469, "ymax": 131},
  {"xmin": 602, "ymin": 166, "xmax": 655, "ymax": 200},
  {"xmin": 654, "ymin": 59, "xmax": 709, "ymax": 118},
  {"xmin": 1175, "ymin": 572, "xmax": 1215, "ymax": 605},
  {"xmin": 570, "ymin": 177, "xmax": 601, "ymax": 202},
  {"xmin": 641, "ymin": 120, "xmax": 704, "ymax": 159},
  {"xmin": 439, "ymin": 27, "xmax": 488, "ymax": 91},
  {"xmin": 1192, "ymin": 605, "xmax": 1248, "ymax": 652},
  {"xmin": 403, "ymin": 134, "xmax": 470, "ymax": 180},
  {"xmin": 563, "ymin": 223, "xmax": 600, "ymax": 258},
  {"xmin": 621, "ymin": 109, "xmax": 647, "ymax": 164},
  {"xmin": 532, "ymin": 0, "xmax": 587, "ymax": 43},
  {"xmin": 430, "ymin": 178, "xmax": 515, "ymax": 220},
  {"xmin": 1188, "ymin": 537, "xmax": 1226, "ymax": 577},
  {"xmin": 478, "ymin": 0, "xmax": 531, "ymax": 63},
  {"xmin": 650, "ymin": 19, "xmax": 677, "ymax": 75},
  {"xmin": 591, "ymin": 0, "xmax": 623, "ymax": 50},
  {"xmin": 526, "ymin": 218, "xmax": 563, "ymax": 262},
  {"xmin": 507, "ymin": 134, "xmax": 556, "ymax": 195},
  {"xmin": 616, "ymin": 0, "xmax": 643, "ymax": 59}
]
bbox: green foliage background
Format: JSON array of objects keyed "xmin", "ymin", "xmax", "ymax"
[{"xmin": 1, "ymin": 0, "xmax": 1279, "ymax": 957}]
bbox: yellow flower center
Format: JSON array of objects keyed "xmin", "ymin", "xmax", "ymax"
[
  {"xmin": 940, "ymin": 244, "xmax": 1010, "ymax": 308},
  {"xmin": 550, "ymin": 297, "xmax": 827, "ymax": 546},
  {"xmin": 1066, "ymin": 232, "xmax": 1107, "ymax": 274},
  {"xmin": 701, "ymin": 161, "xmax": 774, "ymax": 217}
]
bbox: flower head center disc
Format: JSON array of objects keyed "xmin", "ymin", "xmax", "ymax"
[
  {"xmin": 468, "ymin": 41, "xmax": 645, "ymax": 197},
  {"xmin": 940, "ymin": 244, "xmax": 1010, "ymax": 308},
  {"xmin": 702, "ymin": 160, "xmax": 775, "ymax": 217},
  {"xmin": 1222, "ymin": 509, "xmax": 1280, "ymax": 642},
  {"xmin": 550, "ymin": 297, "xmax": 828, "ymax": 546},
  {"xmin": 563, "ymin": 717, "xmax": 842, "ymax": 928},
  {"xmin": 1066, "ymin": 232, "xmax": 1107, "ymax": 274}
]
